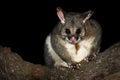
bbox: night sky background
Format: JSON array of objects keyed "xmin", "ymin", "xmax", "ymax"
[{"xmin": 1, "ymin": 0, "xmax": 120, "ymax": 65}]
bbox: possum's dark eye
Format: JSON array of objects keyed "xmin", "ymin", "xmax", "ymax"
[
  {"xmin": 76, "ymin": 28, "xmax": 81, "ymax": 34},
  {"xmin": 65, "ymin": 29, "xmax": 71, "ymax": 34}
]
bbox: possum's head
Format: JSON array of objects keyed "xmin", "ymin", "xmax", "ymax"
[{"xmin": 56, "ymin": 7, "xmax": 93, "ymax": 44}]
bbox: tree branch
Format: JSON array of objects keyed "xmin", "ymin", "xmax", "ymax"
[{"xmin": 0, "ymin": 42, "xmax": 120, "ymax": 80}]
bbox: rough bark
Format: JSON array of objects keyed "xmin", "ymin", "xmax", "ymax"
[{"xmin": 0, "ymin": 42, "xmax": 120, "ymax": 80}]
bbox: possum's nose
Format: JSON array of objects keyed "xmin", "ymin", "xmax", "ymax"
[{"xmin": 70, "ymin": 36, "xmax": 77, "ymax": 44}]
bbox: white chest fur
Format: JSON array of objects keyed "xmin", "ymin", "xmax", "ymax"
[{"xmin": 65, "ymin": 37, "xmax": 95, "ymax": 63}]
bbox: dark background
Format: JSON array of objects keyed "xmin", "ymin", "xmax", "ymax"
[{"xmin": 1, "ymin": 0, "xmax": 120, "ymax": 65}]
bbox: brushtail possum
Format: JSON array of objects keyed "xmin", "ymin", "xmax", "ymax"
[{"xmin": 44, "ymin": 7, "xmax": 102, "ymax": 68}]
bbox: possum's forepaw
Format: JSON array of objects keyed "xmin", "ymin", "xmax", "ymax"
[
  {"xmin": 68, "ymin": 63, "xmax": 81, "ymax": 70},
  {"xmin": 84, "ymin": 54, "xmax": 96, "ymax": 62}
]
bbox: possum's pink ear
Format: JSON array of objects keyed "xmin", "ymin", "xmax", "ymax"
[
  {"xmin": 82, "ymin": 10, "xmax": 94, "ymax": 23},
  {"xmin": 56, "ymin": 7, "xmax": 65, "ymax": 24}
]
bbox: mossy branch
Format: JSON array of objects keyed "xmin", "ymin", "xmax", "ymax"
[{"xmin": 0, "ymin": 42, "xmax": 120, "ymax": 80}]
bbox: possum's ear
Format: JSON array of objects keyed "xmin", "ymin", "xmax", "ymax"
[
  {"xmin": 82, "ymin": 10, "xmax": 94, "ymax": 23},
  {"xmin": 56, "ymin": 7, "xmax": 66, "ymax": 24}
]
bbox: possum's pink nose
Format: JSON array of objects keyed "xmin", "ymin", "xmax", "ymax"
[{"xmin": 70, "ymin": 37, "xmax": 77, "ymax": 44}]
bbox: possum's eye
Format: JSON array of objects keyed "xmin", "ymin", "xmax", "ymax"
[
  {"xmin": 65, "ymin": 29, "xmax": 71, "ymax": 34},
  {"xmin": 76, "ymin": 28, "xmax": 81, "ymax": 34}
]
